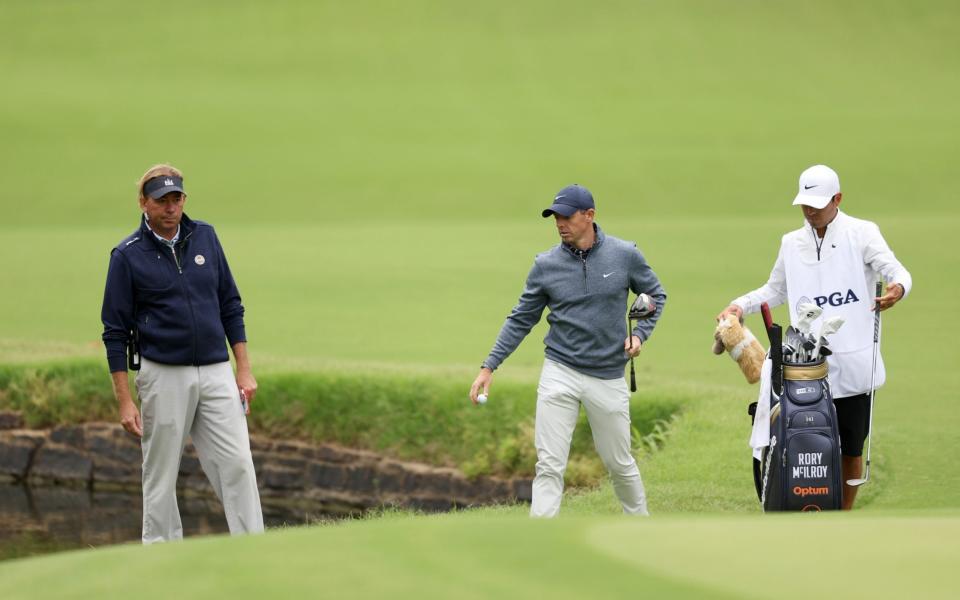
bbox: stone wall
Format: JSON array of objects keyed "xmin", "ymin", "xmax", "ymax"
[{"xmin": 0, "ymin": 411, "xmax": 532, "ymax": 515}]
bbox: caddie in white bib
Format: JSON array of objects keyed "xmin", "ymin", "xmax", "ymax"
[{"xmin": 783, "ymin": 222, "xmax": 884, "ymax": 397}]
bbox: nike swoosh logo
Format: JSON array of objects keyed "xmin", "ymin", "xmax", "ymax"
[
  {"xmin": 603, "ymin": 272, "xmax": 615, "ymax": 278},
  {"xmin": 554, "ymin": 195, "xmax": 566, "ymax": 201},
  {"xmin": 804, "ymin": 184, "xmax": 818, "ymax": 190}
]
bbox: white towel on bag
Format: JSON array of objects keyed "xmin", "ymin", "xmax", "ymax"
[{"xmin": 750, "ymin": 357, "xmax": 773, "ymax": 460}]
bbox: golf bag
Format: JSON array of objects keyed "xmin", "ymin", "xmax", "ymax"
[{"xmin": 755, "ymin": 359, "xmax": 843, "ymax": 511}]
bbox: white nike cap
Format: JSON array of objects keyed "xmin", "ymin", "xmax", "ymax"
[{"xmin": 792, "ymin": 164, "xmax": 840, "ymax": 209}]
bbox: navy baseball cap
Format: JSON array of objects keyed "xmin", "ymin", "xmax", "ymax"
[
  {"xmin": 542, "ymin": 184, "xmax": 594, "ymax": 217},
  {"xmin": 143, "ymin": 175, "xmax": 185, "ymax": 200}
]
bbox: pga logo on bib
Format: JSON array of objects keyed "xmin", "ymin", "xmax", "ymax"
[{"xmin": 812, "ymin": 288, "xmax": 860, "ymax": 308}]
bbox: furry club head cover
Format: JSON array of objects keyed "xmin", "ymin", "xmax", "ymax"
[{"xmin": 712, "ymin": 314, "xmax": 766, "ymax": 384}]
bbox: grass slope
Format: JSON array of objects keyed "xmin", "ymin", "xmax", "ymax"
[
  {"xmin": 1, "ymin": 511, "xmax": 957, "ymax": 599},
  {"xmin": 0, "ymin": 361, "xmax": 682, "ymax": 484}
]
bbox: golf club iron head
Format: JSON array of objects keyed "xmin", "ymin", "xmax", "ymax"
[
  {"xmin": 846, "ymin": 477, "xmax": 868, "ymax": 487},
  {"xmin": 785, "ymin": 326, "xmax": 801, "ymax": 348}
]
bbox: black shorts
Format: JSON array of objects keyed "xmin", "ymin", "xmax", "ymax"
[{"xmin": 834, "ymin": 393, "xmax": 871, "ymax": 457}]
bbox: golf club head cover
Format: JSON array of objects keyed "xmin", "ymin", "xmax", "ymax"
[{"xmin": 714, "ymin": 314, "xmax": 766, "ymax": 384}]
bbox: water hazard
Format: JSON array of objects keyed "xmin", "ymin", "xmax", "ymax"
[{"xmin": 0, "ymin": 484, "xmax": 344, "ymax": 561}]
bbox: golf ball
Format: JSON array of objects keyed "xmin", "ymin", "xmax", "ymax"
[{"xmin": 477, "ymin": 394, "xmax": 488, "ymax": 404}]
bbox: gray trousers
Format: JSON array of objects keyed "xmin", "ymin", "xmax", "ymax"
[
  {"xmin": 531, "ymin": 359, "xmax": 649, "ymax": 518},
  {"xmin": 136, "ymin": 359, "xmax": 263, "ymax": 543}
]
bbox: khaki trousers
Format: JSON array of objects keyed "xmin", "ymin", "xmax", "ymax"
[
  {"xmin": 136, "ymin": 358, "xmax": 263, "ymax": 543},
  {"xmin": 531, "ymin": 359, "xmax": 649, "ymax": 518}
]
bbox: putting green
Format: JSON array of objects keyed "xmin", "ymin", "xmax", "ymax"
[
  {"xmin": 589, "ymin": 513, "xmax": 959, "ymax": 599},
  {"xmin": 1, "ymin": 512, "xmax": 955, "ymax": 599}
]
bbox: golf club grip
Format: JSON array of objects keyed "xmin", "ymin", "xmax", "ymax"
[
  {"xmin": 874, "ymin": 280, "xmax": 883, "ymax": 343},
  {"xmin": 760, "ymin": 302, "xmax": 773, "ymax": 330},
  {"xmin": 760, "ymin": 302, "xmax": 777, "ymax": 348},
  {"xmin": 770, "ymin": 323, "xmax": 783, "ymax": 394}
]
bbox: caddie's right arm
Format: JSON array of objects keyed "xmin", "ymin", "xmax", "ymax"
[{"xmin": 862, "ymin": 222, "xmax": 912, "ymax": 312}]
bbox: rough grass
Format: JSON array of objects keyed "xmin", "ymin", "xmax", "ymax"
[{"xmin": 0, "ymin": 361, "xmax": 683, "ymax": 484}]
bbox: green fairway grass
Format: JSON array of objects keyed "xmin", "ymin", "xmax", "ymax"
[
  {"xmin": 1, "ymin": 511, "xmax": 957, "ymax": 599},
  {"xmin": 1, "ymin": 0, "xmax": 958, "ymax": 587}
]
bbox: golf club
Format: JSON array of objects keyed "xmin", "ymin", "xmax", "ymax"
[
  {"xmin": 785, "ymin": 326, "xmax": 802, "ymax": 361},
  {"xmin": 796, "ymin": 303, "xmax": 823, "ymax": 335},
  {"xmin": 627, "ymin": 293, "xmax": 657, "ymax": 392},
  {"xmin": 811, "ymin": 316, "xmax": 845, "ymax": 363},
  {"xmin": 847, "ymin": 280, "xmax": 884, "ymax": 487},
  {"xmin": 801, "ymin": 337, "xmax": 816, "ymax": 363},
  {"xmin": 760, "ymin": 302, "xmax": 783, "ymax": 394},
  {"xmin": 782, "ymin": 343, "xmax": 796, "ymax": 363}
]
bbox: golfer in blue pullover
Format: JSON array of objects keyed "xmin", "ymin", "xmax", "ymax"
[
  {"xmin": 101, "ymin": 164, "xmax": 263, "ymax": 542},
  {"xmin": 470, "ymin": 184, "xmax": 667, "ymax": 517}
]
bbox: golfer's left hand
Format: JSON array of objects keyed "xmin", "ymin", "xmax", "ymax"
[
  {"xmin": 237, "ymin": 371, "xmax": 258, "ymax": 415},
  {"xmin": 876, "ymin": 283, "xmax": 904, "ymax": 312},
  {"xmin": 624, "ymin": 336, "xmax": 642, "ymax": 358}
]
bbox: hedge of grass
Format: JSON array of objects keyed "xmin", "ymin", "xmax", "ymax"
[{"xmin": 0, "ymin": 361, "xmax": 684, "ymax": 483}]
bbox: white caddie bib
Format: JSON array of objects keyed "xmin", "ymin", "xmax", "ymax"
[{"xmin": 782, "ymin": 228, "xmax": 884, "ymax": 397}]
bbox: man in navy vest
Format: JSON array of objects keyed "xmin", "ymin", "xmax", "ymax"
[{"xmin": 102, "ymin": 164, "xmax": 264, "ymax": 541}]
